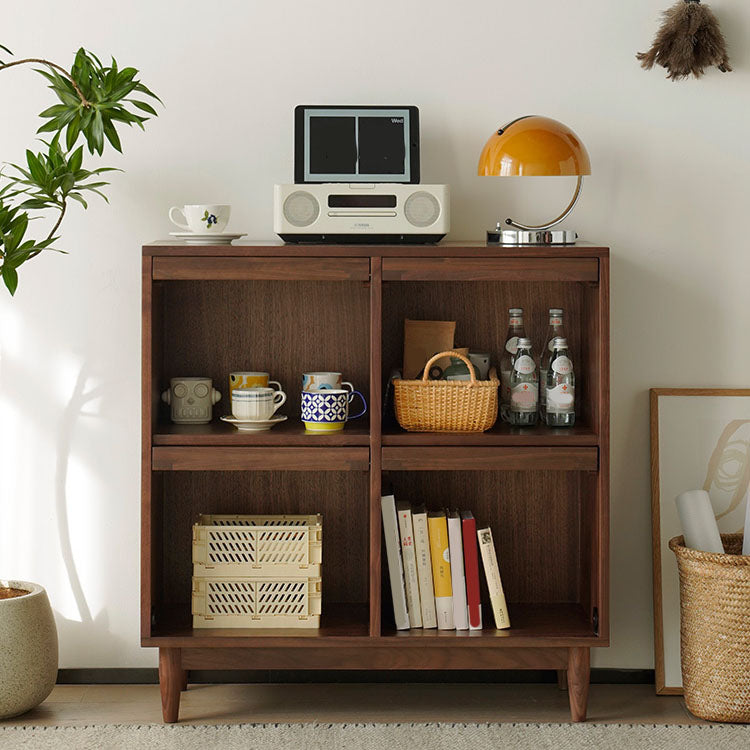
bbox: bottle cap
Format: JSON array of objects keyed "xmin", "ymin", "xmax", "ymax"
[
  {"xmin": 551, "ymin": 337, "xmax": 568, "ymax": 349},
  {"xmin": 509, "ymin": 308, "xmax": 523, "ymax": 315},
  {"xmin": 517, "ymin": 338, "xmax": 532, "ymax": 348},
  {"xmin": 549, "ymin": 308, "xmax": 563, "ymax": 316}
]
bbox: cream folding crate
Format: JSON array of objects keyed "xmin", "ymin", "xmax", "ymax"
[
  {"xmin": 192, "ymin": 576, "xmax": 322, "ymax": 628},
  {"xmin": 192, "ymin": 514, "xmax": 322, "ymax": 578}
]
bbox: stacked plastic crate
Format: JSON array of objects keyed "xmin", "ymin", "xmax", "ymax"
[{"xmin": 191, "ymin": 514, "xmax": 323, "ymax": 628}]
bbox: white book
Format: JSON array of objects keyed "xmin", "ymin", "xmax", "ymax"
[
  {"xmin": 412, "ymin": 505, "xmax": 437, "ymax": 629},
  {"xmin": 381, "ymin": 493, "xmax": 410, "ymax": 630},
  {"xmin": 477, "ymin": 526, "xmax": 511, "ymax": 630},
  {"xmin": 396, "ymin": 502, "xmax": 422, "ymax": 628},
  {"xmin": 447, "ymin": 509, "xmax": 469, "ymax": 630}
]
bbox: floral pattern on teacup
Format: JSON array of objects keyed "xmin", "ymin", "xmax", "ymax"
[{"xmin": 202, "ymin": 210, "xmax": 218, "ymax": 228}]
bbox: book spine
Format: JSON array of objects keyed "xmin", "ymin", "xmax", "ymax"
[
  {"xmin": 447, "ymin": 514, "xmax": 469, "ymax": 630},
  {"xmin": 397, "ymin": 507, "xmax": 423, "ymax": 628},
  {"xmin": 413, "ymin": 512, "xmax": 437, "ymax": 628},
  {"xmin": 381, "ymin": 495, "xmax": 410, "ymax": 630},
  {"xmin": 462, "ymin": 516, "xmax": 482, "ymax": 630},
  {"xmin": 428, "ymin": 514, "xmax": 454, "ymax": 630},
  {"xmin": 477, "ymin": 527, "xmax": 510, "ymax": 630}
]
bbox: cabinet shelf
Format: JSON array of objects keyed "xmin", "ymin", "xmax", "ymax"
[
  {"xmin": 382, "ymin": 421, "xmax": 598, "ymax": 447},
  {"xmin": 152, "ymin": 445, "xmax": 370, "ymax": 471},
  {"xmin": 153, "ymin": 419, "xmax": 370, "ymax": 446}
]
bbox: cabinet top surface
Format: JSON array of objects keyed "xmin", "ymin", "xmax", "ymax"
[{"xmin": 143, "ymin": 240, "xmax": 609, "ymax": 258}]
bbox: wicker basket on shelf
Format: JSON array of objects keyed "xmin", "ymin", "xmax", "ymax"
[
  {"xmin": 669, "ymin": 533, "xmax": 750, "ymax": 723},
  {"xmin": 394, "ymin": 350, "xmax": 499, "ymax": 433}
]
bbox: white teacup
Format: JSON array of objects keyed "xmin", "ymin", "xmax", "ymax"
[
  {"xmin": 169, "ymin": 204, "xmax": 231, "ymax": 233},
  {"xmin": 231, "ymin": 387, "xmax": 286, "ymax": 421}
]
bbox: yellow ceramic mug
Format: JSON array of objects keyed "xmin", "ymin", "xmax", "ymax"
[{"xmin": 229, "ymin": 371, "xmax": 282, "ymax": 393}]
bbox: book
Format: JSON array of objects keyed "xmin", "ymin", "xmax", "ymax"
[
  {"xmin": 477, "ymin": 526, "xmax": 511, "ymax": 630},
  {"xmin": 412, "ymin": 505, "xmax": 437, "ymax": 628},
  {"xmin": 461, "ymin": 510, "xmax": 482, "ymax": 630},
  {"xmin": 381, "ymin": 493, "xmax": 410, "ymax": 630},
  {"xmin": 427, "ymin": 510, "xmax": 454, "ymax": 629},
  {"xmin": 396, "ymin": 501, "xmax": 422, "ymax": 628},
  {"xmin": 447, "ymin": 509, "xmax": 469, "ymax": 630}
]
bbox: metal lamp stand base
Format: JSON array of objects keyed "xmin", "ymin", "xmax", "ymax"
[
  {"xmin": 486, "ymin": 227, "xmax": 578, "ymax": 245},
  {"xmin": 486, "ymin": 175, "xmax": 583, "ymax": 246}
]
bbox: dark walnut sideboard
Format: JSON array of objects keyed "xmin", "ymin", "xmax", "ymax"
[{"xmin": 141, "ymin": 241, "xmax": 610, "ymax": 723}]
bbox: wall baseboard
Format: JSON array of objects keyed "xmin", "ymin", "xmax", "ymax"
[{"xmin": 57, "ymin": 668, "xmax": 655, "ymax": 685}]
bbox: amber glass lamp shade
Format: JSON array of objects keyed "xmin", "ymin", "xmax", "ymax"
[{"xmin": 477, "ymin": 116, "xmax": 591, "ymax": 244}]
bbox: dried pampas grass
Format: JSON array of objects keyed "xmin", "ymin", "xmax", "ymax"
[{"xmin": 637, "ymin": 0, "xmax": 732, "ymax": 80}]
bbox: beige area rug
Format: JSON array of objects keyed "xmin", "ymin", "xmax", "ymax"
[{"xmin": 1, "ymin": 722, "xmax": 750, "ymax": 749}]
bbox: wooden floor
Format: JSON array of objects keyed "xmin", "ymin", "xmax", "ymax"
[{"xmin": 4, "ymin": 684, "xmax": 702, "ymax": 726}]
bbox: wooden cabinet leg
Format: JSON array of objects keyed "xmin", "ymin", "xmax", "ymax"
[
  {"xmin": 159, "ymin": 647, "xmax": 182, "ymax": 723},
  {"xmin": 181, "ymin": 669, "xmax": 189, "ymax": 691},
  {"xmin": 566, "ymin": 647, "xmax": 590, "ymax": 722},
  {"xmin": 556, "ymin": 669, "xmax": 568, "ymax": 690}
]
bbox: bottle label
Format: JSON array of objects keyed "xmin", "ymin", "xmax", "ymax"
[
  {"xmin": 549, "ymin": 317, "xmax": 562, "ymax": 326},
  {"xmin": 509, "ymin": 317, "xmax": 522, "ymax": 326},
  {"xmin": 505, "ymin": 336, "xmax": 519, "ymax": 355},
  {"xmin": 551, "ymin": 356, "xmax": 572, "ymax": 375},
  {"xmin": 511, "ymin": 382, "xmax": 537, "ymax": 412},
  {"xmin": 546, "ymin": 383, "xmax": 574, "ymax": 413},
  {"xmin": 513, "ymin": 355, "xmax": 535, "ymax": 374}
]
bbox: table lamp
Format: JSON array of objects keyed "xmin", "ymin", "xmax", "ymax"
[{"xmin": 477, "ymin": 115, "xmax": 591, "ymax": 245}]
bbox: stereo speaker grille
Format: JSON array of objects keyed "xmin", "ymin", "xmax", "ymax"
[
  {"xmin": 404, "ymin": 191, "xmax": 441, "ymax": 228},
  {"xmin": 283, "ymin": 191, "xmax": 320, "ymax": 227}
]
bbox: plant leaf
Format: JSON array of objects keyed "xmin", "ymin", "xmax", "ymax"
[{"xmin": 2, "ymin": 265, "xmax": 18, "ymax": 295}]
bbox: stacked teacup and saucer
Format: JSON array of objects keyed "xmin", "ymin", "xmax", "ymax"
[
  {"xmin": 221, "ymin": 371, "xmax": 287, "ymax": 432},
  {"xmin": 169, "ymin": 203, "xmax": 246, "ymax": 245},
  {"xmin": 300, "ymin": 371, "xmax": 367, "ymax": 434}
]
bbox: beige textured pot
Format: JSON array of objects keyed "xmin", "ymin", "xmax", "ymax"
[{"xmin": 0, "ymin": 580, "xmax": 58, "ymax": 719}]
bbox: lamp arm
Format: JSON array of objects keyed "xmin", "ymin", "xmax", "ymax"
[{"xmin": 505, "ymin": 175, "xmax": 584, "ymax": 232}]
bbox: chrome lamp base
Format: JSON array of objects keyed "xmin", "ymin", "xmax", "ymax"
[{"xmin": 486, "ymin": 227, "xmax": 578, "ymax": 245}]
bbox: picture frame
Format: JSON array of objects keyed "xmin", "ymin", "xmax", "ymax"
[{"xmin": 650, "ymin": 388, "xmax": 750, "ymax": 694}]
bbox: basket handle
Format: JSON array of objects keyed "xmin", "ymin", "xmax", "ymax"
[{"xmin": 422, "ymin": 350, "xmax": 478, "ymax": 384}]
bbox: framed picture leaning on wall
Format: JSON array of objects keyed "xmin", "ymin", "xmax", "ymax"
[{"xmin": 650, "ymin": 388, "xmax": 750, "ymax": 694}]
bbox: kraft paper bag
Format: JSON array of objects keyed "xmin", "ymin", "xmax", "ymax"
[{"xmin": 403, "ymin": 319, "xmax": 456, "ymax": 379}]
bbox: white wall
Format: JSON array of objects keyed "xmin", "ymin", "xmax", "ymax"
[{"xmin": 2, "ymin": 0, "xmax": 748, "ymax": 669}]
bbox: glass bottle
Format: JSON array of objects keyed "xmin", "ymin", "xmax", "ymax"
[
  {"xmin": 509, "ymin": 337, "xmax": 538, "ymax": 426},
  {"xmin": 545, "ymin": 337, "xmax": 575, "ymax": 428},
  {"xmin": 539, "ymin": 308, "xmax": 566, "ymax": 420},
  {"xmin": 500, "ymin": 308, "xmax": 526, "ymax": 422}
]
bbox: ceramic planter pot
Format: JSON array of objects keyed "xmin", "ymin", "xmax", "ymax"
[{"xmin": 0, "ymin": 580, "xmax": 58, "ymax": 718}]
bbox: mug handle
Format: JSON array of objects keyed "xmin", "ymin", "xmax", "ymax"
[
  {"xmin": 346, "ymin": 390, "xmax": 367, "ymax": 420},
  {"xmin": 161, "ymin": 388, "xmax": 171, "ymax": 405},
  {"xmin": 341, "ymin": 381, "xmax": 355, "ymax": 393},
  {"xmin": 169, "ymin": 206, "xmax": 190, "ymax": 230},
  {"xmin": 268, "ymin": 380, "xmax": 282, "ymax": 391},
  {"xmin": 271, "ymin": 390, "xmax": 287, "ymax": 414}
]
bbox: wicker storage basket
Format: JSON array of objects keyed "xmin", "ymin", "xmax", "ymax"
[
  {"xmin": 394, "ymin": 351, "xmax": 499, "ymax": 433},
  {"xmin": 669, "ymin": 533, "xmax": 750, "ymax": 722}
]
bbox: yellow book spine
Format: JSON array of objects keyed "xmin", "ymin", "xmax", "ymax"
[{"xmin": 428, "ymin": 514, "xmax": 452, "ymax": 598}]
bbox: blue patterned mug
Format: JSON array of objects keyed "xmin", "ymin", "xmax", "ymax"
[{"xmin": 301, "ymin": 389, "xmax": 367, "ymax": 433}]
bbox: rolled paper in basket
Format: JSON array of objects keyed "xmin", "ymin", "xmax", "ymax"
[
  {"xmin": 744, "ymin": 495, "xmax": 750, "ymax": 556},
  {"xmin": 675, "ymin": 489, "xmax": 724, "ymax": 554}
]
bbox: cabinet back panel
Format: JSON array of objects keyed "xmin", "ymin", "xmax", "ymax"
[
  {"xmin": 159, "ymin": 280, "xmax": 370, "ymax": 421},
  {"xmin": 386, "ymin": 470, "xmax": 583, "ymax": 604},
  {"xmin": 160, "ymin": 471, "xmax": 369, "ymax": 607}
]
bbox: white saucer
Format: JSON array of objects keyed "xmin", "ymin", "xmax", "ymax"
[
  {"xmin": 221, "ymin": 414, "xmax": 287, "ymax": 432},
  {"xmin": 170, "ymin": 232, "xmax": 247, "ymax": 245}
]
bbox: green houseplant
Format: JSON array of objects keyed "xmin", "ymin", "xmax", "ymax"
[
  {"xmin": 0, "ymin": 45, "xmax": 161, "ymax": 295},
  {"xmin": 0, "ymin": 44, "xmax": 160, "ymax": 717}
]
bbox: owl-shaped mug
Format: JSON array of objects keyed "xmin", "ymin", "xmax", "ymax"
[{"xmin": 161, "ymin": 377, "xmax": 221, "ymax": 424}]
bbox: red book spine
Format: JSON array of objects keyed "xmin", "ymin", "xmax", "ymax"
[{"xmin": 462, "ymin": 515, "xmax": 482, "ymax": 629}]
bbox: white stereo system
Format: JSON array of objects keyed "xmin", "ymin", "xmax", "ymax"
[{"xmin": 274, "ymin": 183, "xmax": 449, "ymax": 243}]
